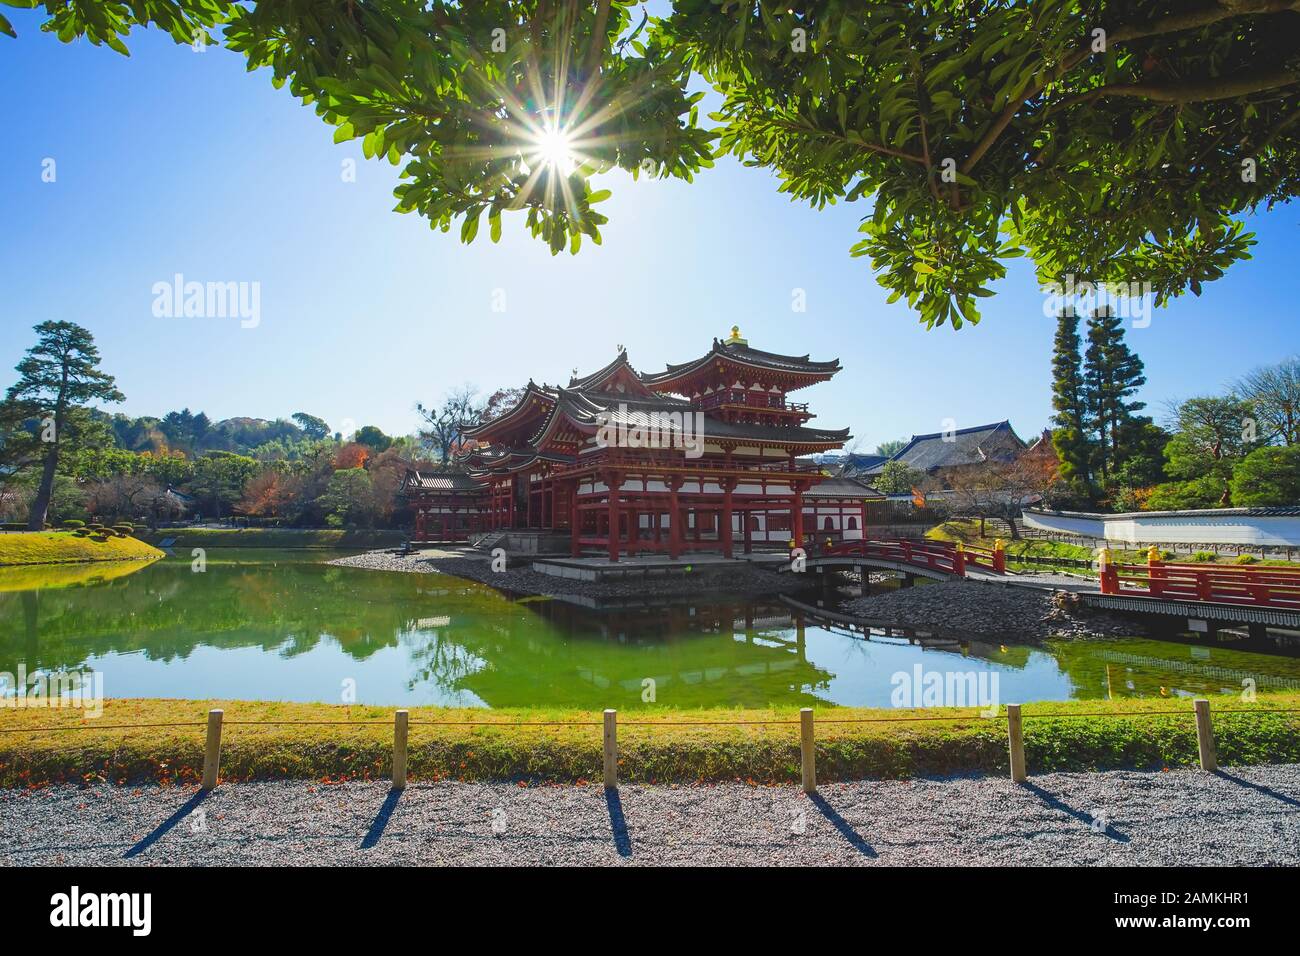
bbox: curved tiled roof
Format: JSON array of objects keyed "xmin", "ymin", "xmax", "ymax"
[
  {"xmin": 461, "ymin": 382, "xmax": 556, "ymax": 439},
  {"xmin": 642, "ymin": 338, "xmax": 841, "ymax": 388},
  {"xmin": 860, "ymin": 421, "xmax": 1024, "ymax": 474},
  {"xmin": 402, "ymin": 470, "xmax": 483, "ymax": 493}
]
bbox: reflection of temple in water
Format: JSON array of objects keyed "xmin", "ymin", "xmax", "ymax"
[{"xmin": 402, "ymin": 594, "xmax": 838, "ymax": 709}]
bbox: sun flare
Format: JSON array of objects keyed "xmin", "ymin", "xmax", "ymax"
[{"xmin": 531, "ymin": 123, "xmax": 579, "ymax": 176}]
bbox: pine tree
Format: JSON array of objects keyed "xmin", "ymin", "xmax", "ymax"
[
  {"xmin": 1083, "ymin": 307, "xmax": 1147, "ymax": 485},
  {"xmin": 1048, "ymin": 308, "xmax": 1093, "ymax": 501},
  {"xmin": 2, "ymin": 322, "xmax": 124, "ymax": 529}
]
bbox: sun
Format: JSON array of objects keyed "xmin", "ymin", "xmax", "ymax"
[{"xmin": 530, "ymin": 123, "xmax": 578, "ymax": 177}]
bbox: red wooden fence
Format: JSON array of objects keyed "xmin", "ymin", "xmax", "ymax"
[
  {"xmin": 1100, "ymin": 557, "xmax": 1300, "ymax": 610},
  {"xmin": 821, "ymin": 538, "xmax": 1006, "ymax": 575}
]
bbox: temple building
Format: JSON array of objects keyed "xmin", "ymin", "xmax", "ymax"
[{"xmin": 404, "ymin": 328, "xmax": 869, "ymax": 560}]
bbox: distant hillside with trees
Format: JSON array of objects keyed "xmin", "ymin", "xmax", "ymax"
[{"xmin": 0, "ymin": 323, "xmax": 512, "ymax": 530}]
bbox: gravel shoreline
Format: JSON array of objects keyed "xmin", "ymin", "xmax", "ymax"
[
  {"xmin": 843, "ymin": 579, "xmax": 1148, "ymax": 643},
  {"xmin": 4, "ymin": 765, "xmax": 1297, "ymax": 866},
  {"xmin": 330, "ymin": 548, "xmax": 794, "ymax": 600},
  {"xmin": 331, "ymin": 548, "xmax": 1145, "ymax": 641}
]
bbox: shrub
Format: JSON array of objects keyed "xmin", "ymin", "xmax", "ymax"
[
  {"xmin": 1235, "ymin": 554, "xmax": 1258, "ymax": 565},
  {"xmin": 1191, "ymin": 551, "xmax": 1218, "ymax": 562},
  {"xmin": 114, "ymin": 522, "xmax": 135, "ymax": 533},
  {"xmin": 61, "ymin": 519, "xmax": 85, "ymax": 530}
]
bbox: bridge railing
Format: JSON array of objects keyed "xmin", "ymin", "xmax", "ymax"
[
  {"xmin": 821, "ymin": 537, "xmax": 1006, "ymax": 575},
  {"xmin": 1100, "ymin": 556, "xmax": 1300, "ymax": 610}
]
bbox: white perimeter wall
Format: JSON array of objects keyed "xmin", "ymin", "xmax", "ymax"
[{"xmin": 1023, "ymin": 510, "xmax": 1300, "ymax": 546}]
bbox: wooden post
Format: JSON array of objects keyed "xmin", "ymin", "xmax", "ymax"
[
  {"xmin": 1194, "ymin": 699, "xmax": 1217, "ymax": 771},
  {"xmin": 800, "ymin": 707, "xmax": 816, "ymax": 793},
  {"xmin": 392, "ymin": 709, "xmax": 409, "ymax": 790},
  {"xmin": 1007, "ymin": 703, "xmax": 1026, "ymax": 783},
  {"xmin": 603, "ymin": 709, "xmax": 618, "ymax": 788},
  {"xmin": 201, "ymin": 708, "xmax": 224, "ymax": 790}
]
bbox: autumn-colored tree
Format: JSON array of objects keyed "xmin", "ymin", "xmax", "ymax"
[{"xmin": 333, "ymin": 442, "xmax": 371, "ymax": 470}]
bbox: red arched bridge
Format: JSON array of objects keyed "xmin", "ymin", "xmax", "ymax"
[
  {"xmin": 782, "ymin": 538, "xmax": 1300, "ymax": 626},
  {"xmin": 780, "ymin": 537, "xmax": 1007, "ymax": 581}
]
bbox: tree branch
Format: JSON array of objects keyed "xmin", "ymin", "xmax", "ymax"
[
  {"xmin": 961, "ymin": 0, "xmax": 1300, "ymax": 174},
  {"xmin": 1057, "ymin": 68, "xmax": 1300, "ymax": 107}
]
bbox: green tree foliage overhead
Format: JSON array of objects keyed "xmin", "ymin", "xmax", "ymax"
[
  {"xmin": 660, "ymin": 0, "xmax": 1295, "ymax": 327},
  {"xmin": 1, "ymin": 322, "xmax": 124, "ymax": 529},
  {"xmin": 10, "ymin": 1, "xmax": 1298, "ymax": 327}
]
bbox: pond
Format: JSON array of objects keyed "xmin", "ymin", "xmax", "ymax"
[{"xmin": 2, "ymin": 549, "xmax": 1299, "ymax": 709}]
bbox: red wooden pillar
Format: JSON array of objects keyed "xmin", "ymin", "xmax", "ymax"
[
  {"xmin": 743, "ymin": 510, "xmax": 752, "ymax": 554},
  {"xmin": 791, "ymin": 483, "xmax": 805, "ymax": 549},
  {"xmin": 721, "ymin": 479, "xmax": 735, "ymax": 559},
  {"xmin": 668, "ymin": 479, "xmax": 682, "ymax": 560},
  {"xmin": 570, "ymin": 480, "xmax": 581, "ymax": 557},
  {"xmin": 606, "ymin": 471, "xmax": 622, "ymax": 562},
  {"xmin": 626, "ymin": 506, "xmax": 638, "ymax": 556}
]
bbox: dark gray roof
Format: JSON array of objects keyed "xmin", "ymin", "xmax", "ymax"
[
  {"xmin": 861, "ymin": 421, "xmax": 1024, "ymax": 474},
  {"xmin": 403, "ymin": 471, "xmax": 482, "ymax": 493},
  {"xmin": 804, "ymin": 476, "xmax": 884, "ymax": 499}
]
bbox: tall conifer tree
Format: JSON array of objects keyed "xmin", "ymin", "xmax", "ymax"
[
  {"xmin": 1049, "ymin": 308, "xmax": 1093, "ymax": 501},
  {"xmin": 1083, "ymin": 307, "xmax": 1147, "ymax": 485}
]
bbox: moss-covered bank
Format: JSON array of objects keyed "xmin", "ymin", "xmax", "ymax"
[
  {"xmin": 2, "ymin": 696, "xmax": 1297, "ymax": 788},
  {"xmin": 0, "ymin": 531, "xmax": 163, "ymax": 567}
]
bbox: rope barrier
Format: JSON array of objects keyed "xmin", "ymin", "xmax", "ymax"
[
  {"xmin": 0, "ymin": 722, "xmax": 204, "ymax": 734},
  {"xmin": 2, "ymin": 707, "xmax": 1298, "ymax": 735}
]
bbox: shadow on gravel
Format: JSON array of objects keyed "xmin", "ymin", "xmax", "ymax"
[
  {"xmin": 1214, "ymin": 770, "xmax": 1300, "ymax": 808},
  {"xmin": 362, "ymin": 789, "xmax": 403, "ymax": 849},
  {"xmin": 123, "ymin": 790, "xmax": 208, "ymax": 859},
  {"xmin": 808, "ymin": 792, "xmax": 877, "ymax": 857},
  {"xmin": 1022, "ymin": 783, "xmax": 1130, "ymax": 842},
  {"xmin": 605, "ymin": 788, "xmax": 632, "ymax": 858}
]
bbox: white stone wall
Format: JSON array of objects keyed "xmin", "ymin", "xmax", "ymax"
[{"xmin": 1023, "ymin": 509, "xmax": 1300, "ymax": 546}]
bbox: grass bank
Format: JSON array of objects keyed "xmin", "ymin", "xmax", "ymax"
[
  {"xmin": 0, "ymin": 531, "xmax": 164, "ymax": 567},
  {"xmin": 2, "ymin": 696, "xmax": 1297, "ymax": 788},
  {"xmin": 137, "ymin": 528, "xmax": 406, "ymax": 550}
]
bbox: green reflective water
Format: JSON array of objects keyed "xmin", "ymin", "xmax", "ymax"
[{"xmin": 1, "ymin": 550, "xmax": 1298, "ymax": 708}]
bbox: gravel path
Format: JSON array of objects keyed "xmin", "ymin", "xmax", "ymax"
[{"xmin": 4, "ymin": 765, "xmax": 1297, "ymax": 866}]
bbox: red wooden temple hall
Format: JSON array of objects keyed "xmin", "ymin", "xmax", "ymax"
[{"xmin": 404, "ymin": 328, "xmax": 875, "ymax": 558}]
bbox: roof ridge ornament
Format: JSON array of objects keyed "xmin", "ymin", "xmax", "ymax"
[{"xmin": 725, "ymin": 325, "xmax": 748, "ymax": 346}]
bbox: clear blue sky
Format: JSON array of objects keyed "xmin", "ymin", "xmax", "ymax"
[{"xmin": 2, "ymin": 18, "xmax": 1297, "ymax": 452}]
